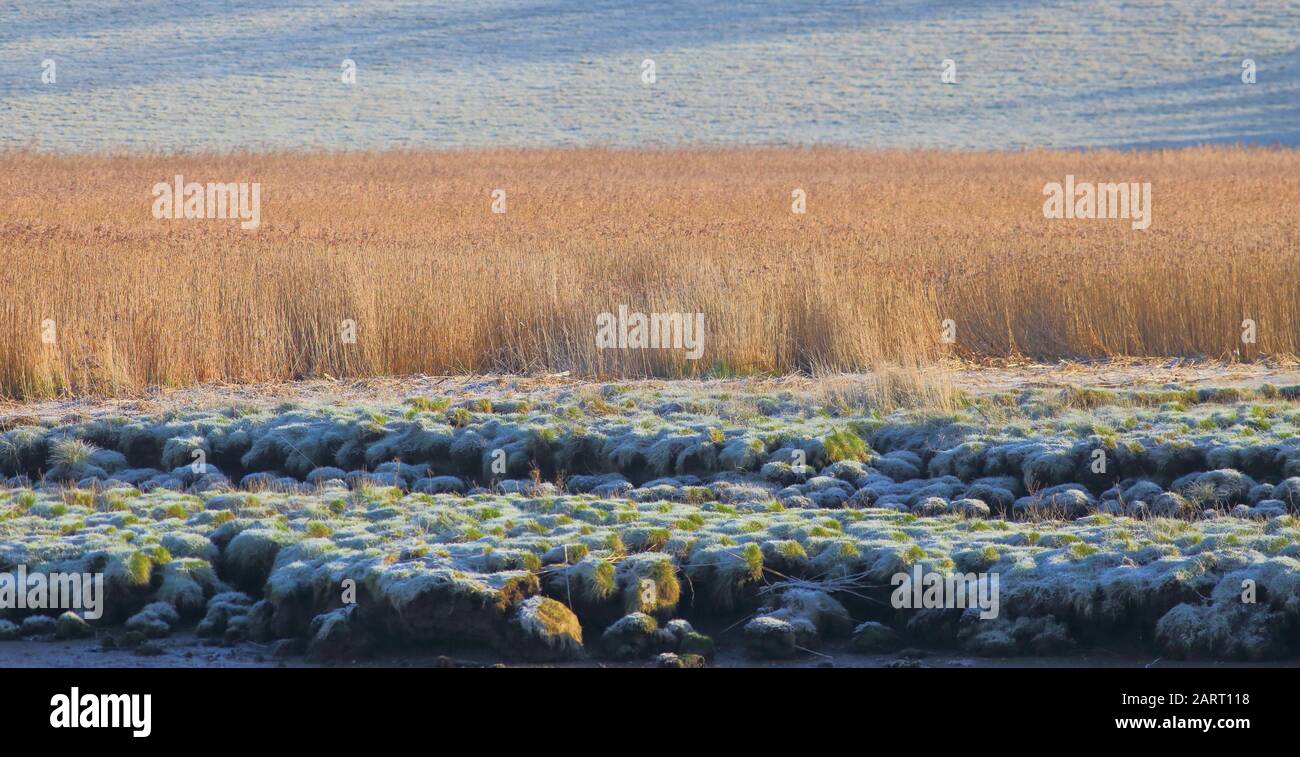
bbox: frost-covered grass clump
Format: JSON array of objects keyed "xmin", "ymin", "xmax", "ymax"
[{"xmin": 2, "ymin": 381, "xmax": 1299, "ymax": 662}]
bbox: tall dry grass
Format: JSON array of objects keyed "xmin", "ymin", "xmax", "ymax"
[{"xmin": 1, "ymin": 147, "xmax": 1297, "ymax": 399}]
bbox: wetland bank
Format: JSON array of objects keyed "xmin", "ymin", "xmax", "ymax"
[{"xmin": 4, "ymin": 367, "xmax": 1300, "ymax": 667}]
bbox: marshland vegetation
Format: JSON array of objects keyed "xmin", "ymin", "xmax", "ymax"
[
  {"xmin": 4, "ymin": 380, "xmax": 1300, "ymax": 662},
  {"xmin": 2, "ymin": 146, "xmax": 1297, "ymax": 400}
]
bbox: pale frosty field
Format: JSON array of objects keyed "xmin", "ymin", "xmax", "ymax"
[
  {"xmin": 3, "ymin": 371, "xmax": 1300, "ymax": 665},
  {"xmin": 2, "ymin": 0, "xmax": 1298, "ymax": 151}
]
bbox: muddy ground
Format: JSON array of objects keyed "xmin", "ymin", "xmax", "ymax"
[{"xmin": 6, "ymin": 628, "xmax": 1296, "ymax": 669}]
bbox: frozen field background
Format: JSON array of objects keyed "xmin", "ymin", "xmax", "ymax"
[{"xmin": 1, "ymin": 0, "xmax": 1298, "ymax": 152}]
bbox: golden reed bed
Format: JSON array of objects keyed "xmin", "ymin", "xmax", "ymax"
[{"xmin": 1, "ymin": 147, "xmax": 1297, "ymax": 399}]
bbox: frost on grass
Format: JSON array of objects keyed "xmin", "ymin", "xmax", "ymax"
[
  {"xmin": 508, "ymin": 596, "xmax": 585, "ymax": 660},
  {"xmin": 2, "ymin": 382, "xmax": 1300, "ymax": 660}
]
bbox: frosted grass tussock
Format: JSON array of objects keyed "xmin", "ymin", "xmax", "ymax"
[{"xmin": 1, "ymin": 380, "xmax": 1300, "ymax": 661}]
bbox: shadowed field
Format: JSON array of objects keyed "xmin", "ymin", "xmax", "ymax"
[{"xmin": 1, "ymin": 147, "xmax": 1297, "ymax": 399}]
